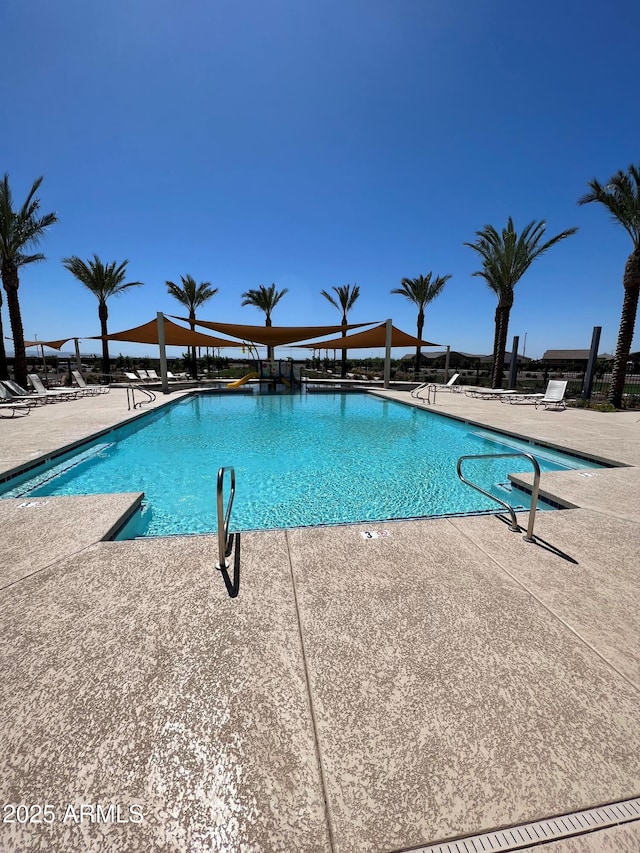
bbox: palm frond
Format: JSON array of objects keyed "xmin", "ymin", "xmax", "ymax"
[{"xmin": 579, "ymin": 163, "xmax": 640, "ymax": 245}]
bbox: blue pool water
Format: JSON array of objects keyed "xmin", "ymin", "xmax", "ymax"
[{"xmin": 1, "ymin": 393, "xmax": 603, "ymax": 536}]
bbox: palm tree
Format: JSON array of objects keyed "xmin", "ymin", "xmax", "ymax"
[
  {"xmin": 320, "ymin": 283, "xmax": 360, "ymax": 376},
  {"xmin": 465, "ymin": 218, "xmax": 577, "ymax": 388},
  {"xmin": 391, "ymin": 273, "xmax": 451, "ymax": 377},
  {"xmin": 579, "ymin": 164, "xmax": 640, "ymax": 408},
  {"xmin": 166, "ymin": 274, "xmax": 218, "ymax": 379},
  {"xmin": 62, "ymin": 254, "xmax": 143, "ymax": 380},
  {"xmin": 240, "ymin": 283, "xmax": 288, "ymax": 360},
  {"xmin": 0, "ymin": 174, "xmax": 58, "ymax": 387}
]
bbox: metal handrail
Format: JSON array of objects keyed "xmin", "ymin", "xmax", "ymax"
[
  {"xmin": 216, "ymin": 466, "xmax": 236, "ymax": 570},
  {"xmin": 126, "ymin": 383, "xmax": 157, "ymax": 410},
  {"xmin": 456, "ymin": 452, "xmax": 541, "ymax": 542}
]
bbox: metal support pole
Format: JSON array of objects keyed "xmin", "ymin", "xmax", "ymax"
[
  {"xmin": 508, "ymin": 335, "xmax": 519, "ymax": 389},
  {"xmin": 581, "ymin": 326, "xmax": 602, "ymax": 401},
  {"xmin": 383, "ymin": 319, "xmax": 392, "ymax": 389},
  {"xmin": 74, "ymin": 338, "xmax": 82, "ymax": 372},
  {"xmin": 444, "ymin": 345, "xmax": 451, "ymax": 383},
  {"xmin": 157, "ymin": 312, "xmax": 169, "ymax": 394}
]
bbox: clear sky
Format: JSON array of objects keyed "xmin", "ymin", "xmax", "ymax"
[{"xmin": 2, "ymin": 0, "xmax": 639, "ymax": 361}]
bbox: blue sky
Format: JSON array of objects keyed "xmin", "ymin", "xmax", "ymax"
[{"xmin": 2, "ymin": 0, "xmax": 639, "ymax": 361}]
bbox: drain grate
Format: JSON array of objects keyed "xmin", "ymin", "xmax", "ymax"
[{"xmin": 411, "ymin": 797, "xmax": 640, "ymax": 852}]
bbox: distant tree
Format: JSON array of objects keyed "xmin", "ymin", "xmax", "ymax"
[
  {"xmin": 240, "ymin": 283, "xmax": 288, "ymax": 360},
  {"xmin": 391, "ymin": 273, "xmax": 450, "ymax": 378},
  {"xmin": 579, "ymin": 164, "xmax": 640, "ymax": 408},
  {"xmin": 0, "ymin": 174, "xmax": 58, "ymax": 387},
  {"xmin": 62, "ymin": 254, "xmax": 143, "ymax": 380},
  {"xmin": 166, "ymin": 274, "xmax": 218, "ymax": 379},
  {"xmin": 465, "ymin": 218, "xmax": 577, "ymax": 388},
  {"xmin": 320, "ymin": 283, "xmax": 360, "ymax": 377}
]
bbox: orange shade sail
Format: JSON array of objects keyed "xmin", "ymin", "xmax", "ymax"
[
  {"xmin": 173, "ymin": 317, "xmax": 375, "ymax": 346},
  {"xmin": 295, "ymin": 323, "xmax": 439, "ymax": 350},
  {"xmin": 23, "ymin": 338, "xmax": 72, "ymax": 350},
  {"xmin": 89, "ymin": 317, "xmax": 244, "ymax": 348}
]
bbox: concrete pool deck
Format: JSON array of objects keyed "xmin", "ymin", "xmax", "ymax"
[{"xmin": 1, "ymin": 388, "xmax": 639, "ymax": 852}]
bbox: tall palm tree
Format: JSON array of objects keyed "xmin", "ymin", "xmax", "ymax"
[
  {"xmin": 465, "ymin": 218, "xmax": 577, "ymax": 388},
  {"xmin": 321, "ymin": 283, "xmax": 360, "ymax": 377},
  {"xmin": 240, "ymin": 283, "xmax": 288, "ymax": 360},
  {"xmin": 579, "ymin": 164, "xmax": 640, "ymax": 408},
  {"xmin": 0, "ymin": 174, "xmax": 58, "ymax": 387},
  {"xmin": 62, "ymin": 254, "xmax": 143, "ymax": 380},
  {"xmin": 166, "ymin": 274, "xmax": 218, "ymax": 379},
  {"xmin": 391, "ymin": 273, "xmax": 451, "ymax": 377}
]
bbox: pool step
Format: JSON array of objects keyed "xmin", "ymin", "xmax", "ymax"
[{"xmin": 2, "ymin": 443, "xmax": 115, "ymax": 498}]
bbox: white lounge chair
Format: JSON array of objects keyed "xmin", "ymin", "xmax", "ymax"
[
  {"xmin": 0, "ymin": 383, "xmax": 31, "ymax": 416},
  {"xmin": 28, "ymin": 374, "xmax": 80, "ymax": 401},
  {"xmin": 535, "ymin": 380, "xmax": 567, "ymax": 410},
  {"xmin": 2, "ymin": 379, "xmax": 49, "ymax": 406},
  {"xmin": 72, "ymin": 370, "xmax": 109, "ymax": 395},
  {"xmin": 411, "ymin": 373, "xmax": 461, "ymax": 401},
  {"xmin": 465, "ymin": 387, "xmax": 518, "ymax": 399},
  {"xmin": 146, "ymin": 369, "xmax": 159, "ymax": 379}
]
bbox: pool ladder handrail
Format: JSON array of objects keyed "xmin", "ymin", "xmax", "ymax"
[
  {"xmin": 216, "ymin": 466, "xmax": 236, "ymax": 570},
  {"xmin": 126, "ymin": 382, "xmax": 157, "ymax": 410},
  {"xmin": 456, "ymin": 451, "xmax": 541, "ymax": 542}
]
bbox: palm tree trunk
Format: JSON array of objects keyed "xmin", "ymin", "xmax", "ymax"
[
  {"xmin": 415, "ymin": 309, "xmax": 424, "ymax": 379},
  {"xmin": 189, "ymin": 312, "xmax": 197, "ymax": 379},
  {"xmin": 608, "ymin": 247, "xmax": 640, "ymax": 408},
  {"xmin": 2, "ymin": 262, "xmax": 28, "ymax": 388},
  {"xmin": 492, "ymin": 305, "xmax": 511, "ymax": 388},
  {"xmin": 341, "ymin": 311, "xmax": 347, "ymax": 377},
  {"xmin": 0, "ymin": 296, "xmax": 9, "ymax": 380},
  {"xmin": 99, "ymin": 301, "xmax": 111, "ymax": 381},
  {"xmin": 266, "ymin": 315, "xmax": 273, "ymax": 361}
]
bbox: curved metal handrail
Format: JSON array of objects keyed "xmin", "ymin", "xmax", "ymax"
[
  {"xmin": 456, "ymin": 452, "xmax": 541, "ymax": 542},
  {"xmin": 216, "ymin": 466, "xmax": 236, "ymax": 570},
  {"xmin": 126, "ymin": 383, "xmax": 157, "ymax": 410}
]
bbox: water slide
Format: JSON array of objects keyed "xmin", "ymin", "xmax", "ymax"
[{"xmin": 226, "ymin": 372, "xmax": 259, "ymax": 388}]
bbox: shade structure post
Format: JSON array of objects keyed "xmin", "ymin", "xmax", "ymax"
[
  {"xmin": 444, "ymin": 345, "xmax": 451, "ymax": 383},
  {"xmin": 157, "ymin": 312, "xmax": 169, "ymax": 394},
  {"xmin": 581, "ymin": 325, "xmax": 602, "ymax": 401},
  {"xmin": 508, "ymin": 335, "xmax": 519, "ymax": 389},
  {"xmin": 74, "ymin": 338, "xmax": 82, "ymax": 372},
  {"xmin": 383, "ymin": 319, "xmax": 392, "ymax": 389}
]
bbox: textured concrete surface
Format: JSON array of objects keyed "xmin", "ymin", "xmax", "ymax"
[
  {"xmin": 450, "ymin": 508, "xmax": 640, "ymax": 690},
  {"xmin": 1, "ymin": 389, "xmax": 639, "ymax": 852},
  {"xmin": 0, "ymin": 534, "xmax": 330, "ymax": 853},
  {"xmin": 288, "ymin": 519, "xmax": 640, "ymax": 853},
  {"xmin": 0, "ymin": 493, "xmax": 142, "ymax": 588}
]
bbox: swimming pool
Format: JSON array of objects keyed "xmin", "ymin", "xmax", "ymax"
[{"xmin": 0, "ymin": 393, "xmax": 603, "ymax": 536}]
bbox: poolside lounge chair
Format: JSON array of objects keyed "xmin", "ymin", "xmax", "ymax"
[
  {"xmin": 146, "ymin": 369, "xmax": 159, "ymax": 379},
  {"xmin": 0, "ymin": 383, "xmax": 31, "ymax": 416},
  {"xmin": 28, "ymin": 374, "xmax": 80, "ymax": 401},
  {"xmin": 465, "ymin": 388, "xmax": 518, "ymax": 399},
  {"xmin": 124, "ymin": 372, "xmax": 139, "ymax": 382},
  {"xmin": 136, "ymin": 370, "xmax": 150, "ymax": 380},
  {"xmin": 2, "ymin": 380, "xmax": 49, "ymax": 406},
  {"xmin": 535, "ymin": 380, "xmax": 567, "ymax": 410},
  {"xmin": 411, "ymin": 373, "xmax": 461, "ymax": 401},
  {"xmin": 72, "ymin": 370, "xmax": 109, "ymax": 395}
]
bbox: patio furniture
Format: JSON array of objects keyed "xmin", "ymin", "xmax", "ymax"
[
  {"xmin": 2, "ymin": 380, "xmax": 49, "ymax": 406},
  {"xmin": 535, "ymin": 380, "xmax": 568, "ymax": 410},
  {"xmin": 28, "ymin": 374, "xmax": 80, "ymax": 401},
  {"xmin": 72, "ymin": 370, "xmax": 109, "ymax": 395}
]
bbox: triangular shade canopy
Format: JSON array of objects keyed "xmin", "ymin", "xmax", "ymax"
[
  {"xmin": 23, "ymin": 338, "xmax": 72, "ymax": 350},
  {"xmin": 295, "ymin": 323, "xmax": 439, "ymax": 350},
  {"xmin": 173, "ymin": 317, "xmax": 374, "ymax": 346},
  {"xmin": 89, "ymin": 318, "xmax": 244, "ymax": 348}
]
